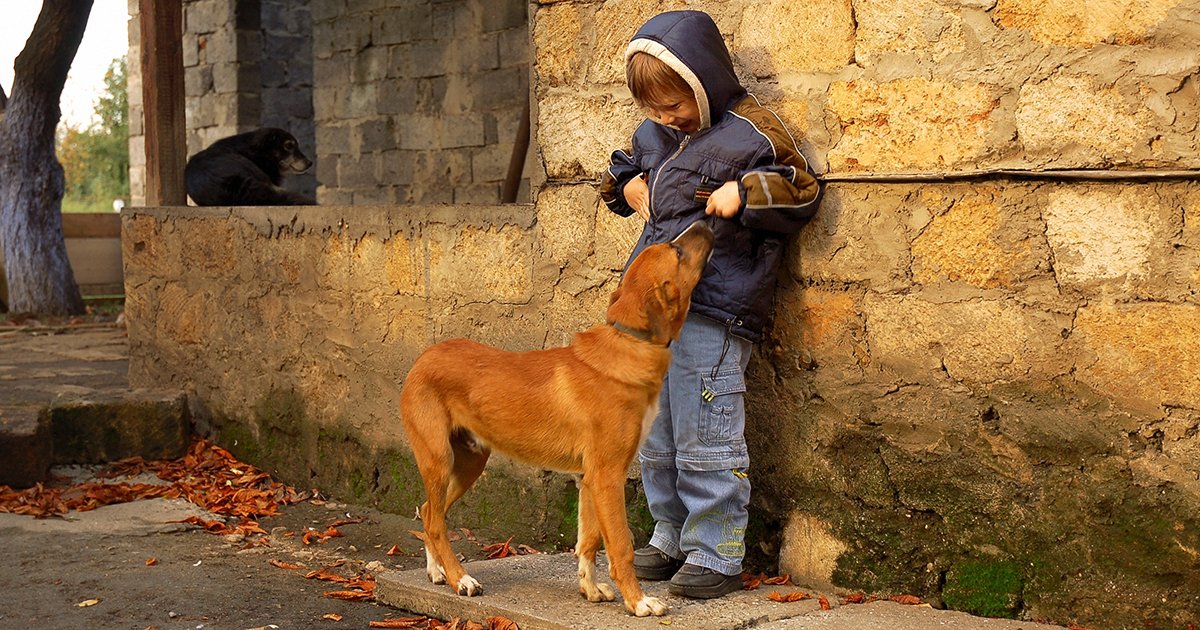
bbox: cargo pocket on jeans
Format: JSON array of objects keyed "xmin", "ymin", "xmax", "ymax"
[{"xmin": 699, "ymin": 369, "xmax": 746, "ymax": 446}]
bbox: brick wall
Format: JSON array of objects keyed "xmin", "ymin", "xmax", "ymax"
[{"xmin": 309, "ymin": 0, "xmax": 533, "ymax": 205}]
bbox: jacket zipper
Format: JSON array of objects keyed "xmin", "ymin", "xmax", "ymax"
[{"xmin": 648, "ymin": 135, "xmax": 691, "ymax": 221}]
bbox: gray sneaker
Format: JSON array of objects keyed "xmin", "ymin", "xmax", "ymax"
[
  {"xmin": 633, "ymin": 545, "xmax": 684, "ymax": 581},
  {"xmin": 668, "ymin": 563, "xmax": 742, "ymax": 598}
]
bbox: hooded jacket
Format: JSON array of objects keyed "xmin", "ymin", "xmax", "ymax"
[{"xmin": 599, "ymin": 10, "xmax": 822, "ymax": 343}]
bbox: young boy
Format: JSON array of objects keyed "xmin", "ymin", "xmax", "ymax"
[{"xmin": 599, "ymin": 10, "xmax": 822, "ymax": 599}]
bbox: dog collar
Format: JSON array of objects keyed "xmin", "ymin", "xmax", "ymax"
[{"xmin": 611, "ymin": 322, "xmax": 669, "ymax": 347}]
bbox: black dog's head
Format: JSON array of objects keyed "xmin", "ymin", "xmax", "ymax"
[{"xmin": 256, "ymin": 127, "xmax": 312, "ymax": 174}]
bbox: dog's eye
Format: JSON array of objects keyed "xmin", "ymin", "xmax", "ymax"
[{"xmin": 670, "ymin": 243, "xmax": 684, "ymax": 259}]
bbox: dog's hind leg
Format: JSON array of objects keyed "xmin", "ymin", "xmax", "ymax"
[
  {"xmin": 575, "ymin": 477, "xmax": 617, "ymax": 603},
  {"xmin": 585, "ymin": 467, "xmax": 668, "ymax": 616},
  {"xmin": 402, "ymin": 395, "xmax": 481, "ymax": 596}
]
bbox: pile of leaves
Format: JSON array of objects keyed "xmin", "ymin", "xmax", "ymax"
[{"xmin": 0, "ymin": 438, "xmax": 306, "ymax": 538}]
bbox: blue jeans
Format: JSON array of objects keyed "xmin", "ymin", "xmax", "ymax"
[{"xmin": 639, "ymin": 313, "xmax": 753, "ymax": 576}]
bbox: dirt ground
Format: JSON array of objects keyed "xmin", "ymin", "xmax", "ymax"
[{"xmin": 0, "ymin": 471, "xmax": 513, "ymax": 630}]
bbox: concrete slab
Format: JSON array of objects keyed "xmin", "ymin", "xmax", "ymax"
[
  {"xmin": 376, "ymin": 552, "xmax": 819, "ymax": 629},
  {"xmin": 376, "ymin": 553, "xmax": 1069, "ymax": 629}
]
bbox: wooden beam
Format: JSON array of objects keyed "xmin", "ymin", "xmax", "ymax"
[{"xmin": 139, "ymin": 0, "xmax": 186, "ymax": 206}]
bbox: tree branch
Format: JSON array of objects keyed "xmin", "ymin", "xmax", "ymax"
[{"xmin": 0, "ymin": 83, "xmax": 7, "ymax": 113}]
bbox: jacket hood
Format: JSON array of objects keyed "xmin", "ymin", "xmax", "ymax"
[{"xmin": 626, "ymin": 11, "xmax": 745, "ymax": 131}]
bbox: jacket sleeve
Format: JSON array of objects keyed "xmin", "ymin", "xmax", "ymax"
[
  {"xmin": 599, "ymin": 147, "xmax": 642, "ymax": 218},
  {"xmin": 735, "ymin": 111, "xmax": 823, "ymax": 235}
]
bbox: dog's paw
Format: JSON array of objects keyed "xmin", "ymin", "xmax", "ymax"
[
  {"xmin": 425, "ymin": 548, "xmax": 446, "ymax": 584},
  {"xmin": 632, "ymin": 595, "xmax": 669, "ymax": 617},
  {"xmin": 579, "ymin": 580, "xmax": 616, "ymax": 603},
  {"xmin": 456, "ymin": 575, "xmax": 482, "ymax": 596}
]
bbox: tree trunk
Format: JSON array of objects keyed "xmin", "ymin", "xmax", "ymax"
[{"xmin": 0, "ymin": 0, "xmax": 93, "ymax": 315}]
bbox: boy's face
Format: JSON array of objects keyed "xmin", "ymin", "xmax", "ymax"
[{"xmin": 643, "ymin": 90, "xmax": 700, "ymax": 134}]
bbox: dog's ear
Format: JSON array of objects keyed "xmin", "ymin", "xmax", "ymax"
[{"xmin": 646, "ymin": 280, "xmax": 681, "ymax": 341}]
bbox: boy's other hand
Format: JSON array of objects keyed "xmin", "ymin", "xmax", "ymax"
[
  {"xmin": 624, "ymin": 175, "xmax": 650, "ymax": 221},
  {"xmin": 705, "ymin": 180, "xmax": 741, "ymax": 219}
]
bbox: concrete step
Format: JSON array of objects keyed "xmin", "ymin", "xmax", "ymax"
[
  {"xmin": 0, "ymin": 405, "xmax": 54, "ymax": 487},
  {"xmin": 375, "ymin": 553, "xmax": 1066, "ymax": 630},
  {"xmin": 0, "ymin": 389, "xmax": 190, "ymax": 487}
]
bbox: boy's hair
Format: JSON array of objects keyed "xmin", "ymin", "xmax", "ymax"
[{"xmin": 627, "ymin": 52, "xmax": 694, "ymax": 107}]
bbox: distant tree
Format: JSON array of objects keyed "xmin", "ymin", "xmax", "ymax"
[
  {"xmin": 0, "ymin": 0, "xmax": 94, "ymax": 315},
  {"xmin": 60, "ymin": 57, "xmax": 130, "ymax": 211}
]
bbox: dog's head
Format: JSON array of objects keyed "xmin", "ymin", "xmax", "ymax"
[
  {"xmin": 607, "ymin": 221, "xmax": 715, "ymax": 345},
  {"xmin": 259, "ymin": 127, "xmax": 313, "ymax": 174}
]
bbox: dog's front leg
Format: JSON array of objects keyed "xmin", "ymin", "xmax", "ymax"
[
  {"xmin": 583, "ymin": 469, "xmax": 669, "ymax": 616},
  {"xmin": 575, "ymin": 478, "xmax": 616, "ymax": 603}
]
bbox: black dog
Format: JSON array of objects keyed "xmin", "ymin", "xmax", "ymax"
[{"xmin": 185, "ymin": 128, "xmax": 315, "ymax": 206}]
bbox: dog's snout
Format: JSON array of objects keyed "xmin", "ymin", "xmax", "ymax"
[{"xmin": 671, "ymin": 221, "xmax": 715, "ymax": 260}]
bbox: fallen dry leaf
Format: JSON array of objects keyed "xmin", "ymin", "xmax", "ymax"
[
  {"xmin": 76, "ymin": 598, "xmax": 101, "ymax": 607},
  {"xmin": 767, "ymin": 591, "xmax": 810, "ymax": 603},
  {"xmin": 323, "ymin": 590, "xmax": 373, "ymax": 601},
  {"xmin": 841, "ymin": 593, "xmax": 877, "ymax": 605},
  {"xmin": 386, "ymin": 544, "xmax": 401, "ymax": 556},
  {"xmin": 408, "ymin": 530, "xmax": 428, "ymax": 542},
  {"xmin": 269, "ymin": 559, "xmax": 306, "ymax": 570},
  {"xmin": 890, "ymin": 594, "xmax": 922, "ymax": 605},
  {"xmin": 322, "ymin": 613, "xmax": 343, "ymax": 621},
  {"xmin": 819, "ymin": 594, "xmax": 832, "ymax": 610},
  {"xmin": 368, "ymin": 617, "xmax": 430, "ymax": 628},
  {"xmin": 485, "ymin": 616, "xmax": 519, "ymax": 630},
  {"xmin": 145, "ymin": 558, "xmax": 157, "ymax": 566},
  {"xmin": 482, "ymin": 537, "xmax": 514, "ymax": 559}
]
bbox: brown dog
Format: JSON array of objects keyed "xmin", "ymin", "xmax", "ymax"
[{"xmin": 399, "ymin": 221, "xmax": 714, "ymax": 616}]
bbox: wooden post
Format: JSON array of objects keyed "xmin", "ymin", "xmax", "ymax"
[{"xmin": 139, "ymin": 0, "xmax": 187, "ymax": 206}]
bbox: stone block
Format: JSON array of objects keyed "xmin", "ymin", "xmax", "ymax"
[
  {"xmin": 441, "ymin": 114, "xmax": 485, "ymax": 148},
  {"xmin": 826, "ymin": 78, "xmax": 998, "ymax": 171},
  {"xmin": 911, "ymin": 187, "xmax": 1051, "ymax": 290},
  {"xmin": 735, "ymin": 0, "xmax": 855, "ymax": 76},
  {"xmin": 472, "ymin": 142, "xmax": 514, "ymax": 183},
  {"xmin": 454, "ymin": 183, "xmax": 500, "ymax": 204},
  {"xmin": 379, "ymin": 79, "xmax": 420, "ymax": 114},
  {"xmin": 536, "ymin": 184, "xmax": 597, "ymax": 265},
  {"xmin": 381, "ymin": 150, "xmax": 417, "ymax": 185},
  {"xmin": 995, "ymin": 0, "xmax": 1181, "ymax": 47},
  {"xmin": 777, "ymin": 511, "xmax": 848, "ymax": 592},
  {"xmin": 1043, "ymin": 187, "xmax": 1168, "ymax": 290},
  {"xmin": 588, "ymin": 0, "xmax": 688, "ymax": 85},
  {"xmin": 862, "ymin": 294, "xmax": 1072, "ymax": 385},
  {"xmin": 49, "ymin": 390, "xmax": 191, "ymax": 465},
  {"xmin": 853, "ymin": 0, "xmax": 966, "ymax": 66},
  {"xmin": 538, "ymin": 92, "xmax": 639, "ymax": 180},
  {"xmin": 356, "ymin": 117, "xmax": 396, "ymax": 152},
  {"xmin": 0, "ymin": 407, "xmax": 52, "ymax": 488},
  {"xmin": 1017, "ymin": 76, "xmax": 1153, "ymax": 166},
  {"xmin": 792, "ymin": 186, "xmax": 913, "ymax": 291},
  {"xmin": 398, "ymin": 114, "xmax": 441, "ymax": 150},
  {"xmin": 592, "ymin": 193, "xmax": 642, "ymax": 271},
  {"xmin": 533, "ymin": 3, "xmax": 583, "ymax": 88},
  {"xmin": 352, "ymin": 45, "xmax": 390, "ymax": 84},
  {"xmin": 482, "ymin": 0, "xmax": 526, "ymax": 33},
  {"xmin": 373, "ymin": 4, "xmax": 433, "ymax": 45},
  {"xmin": 427, "ymin": 225, "xmax": 532, "ymax": 304},
  {"xmin": 1074, "ymin": 302, "xmax": 1200, "ymax": 413}
]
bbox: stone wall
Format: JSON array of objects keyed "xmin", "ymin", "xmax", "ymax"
[
  {"xmin": 129, "ymin": 0, "xmax": 532, "ymax": 205},
  {"xmin": 124, "ymin": 1, "xmax": 1200, "ymax": 627},
  {"xmin": 532, "ymin": 0, "xmax": 1200, "ymax": 626},
  {"xmin": 309, "ymin": 0, "xmax": 534, "ymax": 205}
]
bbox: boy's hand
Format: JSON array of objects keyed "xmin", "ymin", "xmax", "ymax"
[
  {"xmin": 623, "ymin": 175, "xmax": 650, "ymax": 221},
  {"xmin": 705, "ymin": 181, "xmax": 741, "ymax": 219}
]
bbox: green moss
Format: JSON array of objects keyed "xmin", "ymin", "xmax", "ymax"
[{"xmin": 943, "ymin": 560, "xmax": 1024, "ymax": 618}]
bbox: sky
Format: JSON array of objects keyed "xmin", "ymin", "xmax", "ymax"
[{"xmin": 0, "ymin": 0, "xmax": 131, "ymax": 129}]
